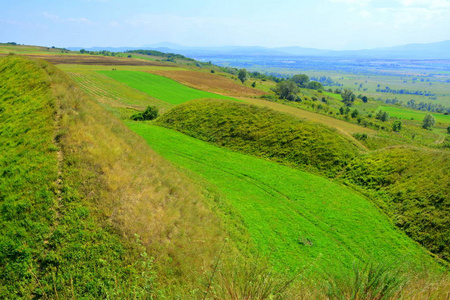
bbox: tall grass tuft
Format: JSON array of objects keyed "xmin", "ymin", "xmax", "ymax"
[
  {"xmin": 203, "ymin": 255, "xmax": 300, "ymax": 300},
  {"xmin": 324, "ymin": 261, "xmax": 406, "ymax": 300}
]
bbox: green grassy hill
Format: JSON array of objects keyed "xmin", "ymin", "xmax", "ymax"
[
  {"xmin": 126, "ymin": 122, "xmax": 438, "ymax": 276},
  {"xmin": 0, "ymin": 55, "xmax": 232, "ymax": 298},
  {"xmin": 156, "ymin": 98, "xmax": 361, "ymax": 177},
  {"xmin": 1, "ymin": 48, "xmax": 449, "ymax": 298},
  {"xmin": 155, "ymin": 98, "xmax": 449, "ymax": 264},
  {"xmin": 345, "ymin": 146, "xmax": 450, "ymax": 261}
]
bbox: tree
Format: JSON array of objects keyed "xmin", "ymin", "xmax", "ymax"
[
  {"xmin": 291, "ymin": 74, "xmax": 310, "ymax": 87},
  {"xmin": 375, "ymin": 110, "xmax": 389, "ymax": 122},
  {"xmin": 273, "ymin": 81, "xmax": 299, "ymax": 100},
  {"xmin": 307, "ymin": 81, "xmax": 323, "ymax": 90},
  {"xmin": 341, "ymin": 89, "xmax": 356, "ymax": 106},
  {"xmin": 392, "ymin": 120, "xmax": 402, "ymax": 132},
  {"xmin": 361, "ymin": 96, "xmax": 368, "ymax": 103},
  {"xmin": 238, "ymin": 69, "xmax": 248, "ymax": 84},
  {"xmin": 422, "ymin": 114, "xmax": 436, "ymax": 129},
  {"xmin": 351, "ymin": 109, "xmax": 359, "ymax": 118},
  {"xmin": 251, "ymin": 81, "xmax": 256, "ymax": 88}
]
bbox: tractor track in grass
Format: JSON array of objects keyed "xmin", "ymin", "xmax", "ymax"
[{"xmin": 166, "ymin": 143, "xmax": 365, "ymax": 263}]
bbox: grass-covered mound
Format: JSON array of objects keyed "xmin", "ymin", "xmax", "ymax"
[
  {"xmin": 0, "ymin": 56, "xmax": 229, "ymax": 298},
  {"xmin": 156, "ymin": 98, "xmax": 361, "ymax": 176},
  {"xmin": 128, "ymin": 123, "xmax": 440, "ymax": 274},
  {"xmin": 344, "ymin": 146, "xmax": 450, "ymax": 262}
]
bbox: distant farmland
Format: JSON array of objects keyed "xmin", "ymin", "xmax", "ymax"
[
  {"xmin": 99, "ymin": 70, "xmax": 236, "ymax": 104},
  {"xmin": 377, "ymin": 105, "xmax": 450, "ymax": 124}
]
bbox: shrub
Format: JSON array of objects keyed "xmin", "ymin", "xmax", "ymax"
[{"xmin": 131, "ymin": 106, "xmax": 159, "ymax": 121}]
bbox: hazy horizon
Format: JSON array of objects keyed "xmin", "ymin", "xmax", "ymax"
[{"xmin": 2, "ymin": 0, "xmax": 450, "ymax": 51}]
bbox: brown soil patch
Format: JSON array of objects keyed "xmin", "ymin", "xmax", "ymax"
[
  {"xmin": 0, "ymin": 53, "xmax": 171, "ymax": 66},
  {"xmin": 148, "ymin": 70, "xmax": 267, "ymax": 97}
]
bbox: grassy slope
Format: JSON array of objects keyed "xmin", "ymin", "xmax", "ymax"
[
  {"xmin": 156, "ymin": 99, "xmax": 361, "ymax": 177},
  {"xmin": 98, "ymin": 70, "xmax": 236, "ymax": 104},
  {"xmin": 0, "ymin": 55, "xmax": 137, "ymax": 298},
  {"xmin": 126, "ymin": 122, "xmax": 438, "ymax": 276},
  {"xmin": 344, "ymin": 147, "xmax": 450, "ymax": 261},
  {"xmin": 377, "ymin": 105, "xmax": 450, "ymax": 124},
  {"xmin": 0, "ymin": 56, "xmax": 233, "ymax": 298}
]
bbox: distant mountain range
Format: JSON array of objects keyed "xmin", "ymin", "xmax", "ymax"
[{"xmin": 68, "ymin": 40, "xmax": 450, "ymax": 59}]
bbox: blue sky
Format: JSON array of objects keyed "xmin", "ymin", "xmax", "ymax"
[{"xmin": 1, "ymin": 0, "xmax": 449, "ymax": 50}]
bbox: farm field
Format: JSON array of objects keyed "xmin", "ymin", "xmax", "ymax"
[
  {"xmin": 125, "ymin": 122, "xmax": 437, "ymax": 276},
  {"xmin": 148, "ymin": 69, "xmax": 267, "ymax": 97},
  {"xmin": 99, "ymin": 70, "xmax": 236, "ymax": 104},
  {"xmin": 200, "ymin": 55, "xmax": 450, "ymax": 108},
  {"xmin": 377, "ymin": 105, "xmax": 450, "ymax": 124}
]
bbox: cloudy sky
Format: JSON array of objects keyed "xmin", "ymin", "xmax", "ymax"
[{"xmin": 1, "ymin": 0, "xmax": 449, "ymax": 50}]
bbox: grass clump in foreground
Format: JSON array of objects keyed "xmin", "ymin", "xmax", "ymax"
[{"xmin": 156, "ymin": 98, "xmax": 361, "ymax": 177}]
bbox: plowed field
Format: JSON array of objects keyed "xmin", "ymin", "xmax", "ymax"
[{"xmin": 148, "ymin": 70, "xmax": 267, "ymax": 97}]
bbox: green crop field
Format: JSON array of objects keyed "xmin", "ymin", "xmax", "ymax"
[
  {"xmin": 99, "ymin": 70, "xmax": 236, "ymax": 104},
  {"xmin": 126, "ymin": 122, "xmax": 436, "ymax": 276},
  {"xmin": 377, "ymin": 105, "xmax": 450, "ymax": 124}
]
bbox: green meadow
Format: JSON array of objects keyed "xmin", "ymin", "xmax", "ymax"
[
  {"xmin": 377, "ymin": 105, "xmax": 450, "ymax": 124},
  {"xmin": 126, "ymin": 122, "xmax": 436, "ymax": 276},
  {"xmin": 99, "ymin": 70, "xmax": 235, "ymax": 104}
]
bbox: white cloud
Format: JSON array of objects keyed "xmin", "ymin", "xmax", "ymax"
[
  {"xmin": 67, "ymin": 17, "xmax": 94, "ymax": 25},
  {"xmin": 400, "ymin": 0, "xmax": 450, "ymax": 8},
  {"xmin": 43, "ymin": 12, "xmax": 59, "ymax": 20},
  {"xmin": 42, "ymin": 12, "xmax": 94, "ymax": 25},
  {"xmin": 328, "ymin": 0, "xmax": 372, "ymax": 5}
]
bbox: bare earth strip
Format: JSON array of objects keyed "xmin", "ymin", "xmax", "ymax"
[
  {"xmin": 0, "ymin": 53, "xmax": 172, "ymax": 66},
  {"xmin": 147, "ymin": 70, "xmax": 267, "ymax": 97}
]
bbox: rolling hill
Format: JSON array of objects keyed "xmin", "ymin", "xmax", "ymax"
[{"xmin": 1, "ymin": 45, "xmax": 449, "ymax": 298}]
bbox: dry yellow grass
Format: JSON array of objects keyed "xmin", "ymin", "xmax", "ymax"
[
  {"xmin": 52, "ymin": 62, "xmax": 234, "ymax": 286},
  {"xmin": 148, "ymin": 70, "xmax": 267, "ymax": 97}
]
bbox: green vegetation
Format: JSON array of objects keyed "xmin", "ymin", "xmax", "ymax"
[
  {"xmin": 2, "ymin": 47, "xmax": 449, "ymax": 298},
  {"xmin": 345, "ymin": 147, "xmax": 449, "ymax": 261},
  {"xmin": 98, "ymin": 70, "xmax": 235, "ymax": 104},
  {"xmin": 131, "ymin": 105, "xmax": 159, "ymax": 121},
  {"xmin": 156, "ymin": 99, "xmax": 449, "ymax": 262},
  {"xmin": 377, "ymin": 105, "xmax": 450, "ymax": 124},
  {"xmin": 423, "ymin": 114, "xmax": 436, "ymax": 129},
  {"xmin": 156, "ymin": 99, "xmax": 360, "ymax": 176},
  {"xmin": 126, "ymin": 123, "xmax": 436, "ymax": 276},
  {"xmin": 0, "ymin": 55, "xmax": 149, "ymax": 298},
  {"xmin": 238, "ymin": 68, "xmax": 248, "ymax": 83},
  {"xmin": 125, "ymin": 49, "xmax": 195, "ymax": 62},
  {"xmin": 0, "ymin": 56, "xmax": 232, "ymax": 298}
]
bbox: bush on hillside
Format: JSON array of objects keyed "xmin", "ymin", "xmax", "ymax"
[
  {"xmin": 345, "ymin": 147, "xmax": 450, "ymax": 261},
  {"xmin": 131, "ymin": 106, "xmax": 159, "ymax": 121},
  {"xmin": 156, "ymin": 99, "xmax": 360, "ymax": 176}
]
